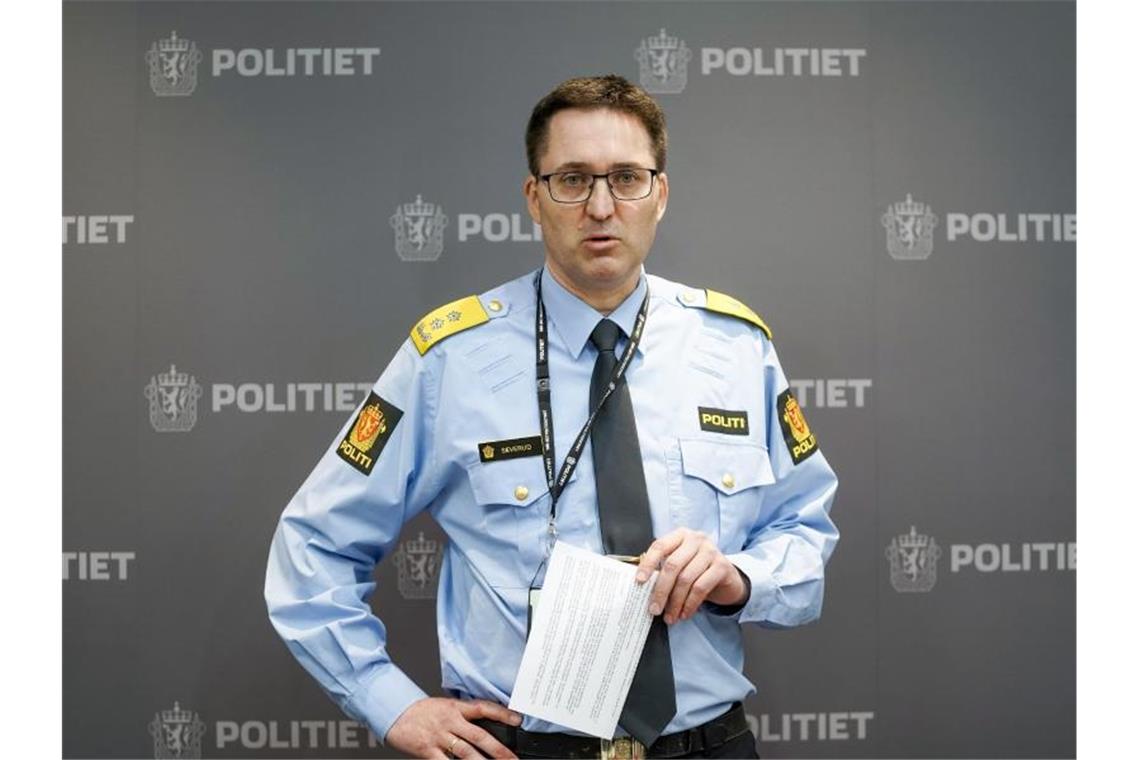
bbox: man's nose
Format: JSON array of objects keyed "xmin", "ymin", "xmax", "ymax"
[{"xmin": 585, "ymin": 178, "xmax": 615, "ymax": 220}]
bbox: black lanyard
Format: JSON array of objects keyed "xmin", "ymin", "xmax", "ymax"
[{"xmin": 533, "ymin": 270, "xmax": 650, "ymax": 529}]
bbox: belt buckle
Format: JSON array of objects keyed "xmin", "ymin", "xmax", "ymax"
[{"xmin": 600, "ymin": 736, "xmax": 646, "ymax": 760}]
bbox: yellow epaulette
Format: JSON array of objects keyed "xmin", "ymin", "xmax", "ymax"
[
  {"xmin": 695, "ymin": 289, "xmax": 773, "ymax": 340},
  {"xmin": 409, "ymin": 295, "xmax": 490, "ymax": 355}
]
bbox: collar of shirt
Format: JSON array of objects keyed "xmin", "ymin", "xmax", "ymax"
[{"xmin": 539, "ymin": 266, "xmax": 649, "ymax": 360}]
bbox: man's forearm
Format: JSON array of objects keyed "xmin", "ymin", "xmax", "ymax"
[{"xmin": 728, "ymin": 533, "xmax": 830, "ymax": 627}]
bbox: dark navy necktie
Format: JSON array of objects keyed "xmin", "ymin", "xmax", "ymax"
[{"xmin": 589, "ymin": 318, "xmax": 677, "ymax": 746}]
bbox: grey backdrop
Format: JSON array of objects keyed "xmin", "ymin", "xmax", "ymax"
[{"xmin": 62, "ymin": 1, "xmax": 1076, "ymax": 758}]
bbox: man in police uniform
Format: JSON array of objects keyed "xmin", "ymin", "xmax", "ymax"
[{"xmin": 266, "ymin": 75, "xmax": 838, "ymax": 759}]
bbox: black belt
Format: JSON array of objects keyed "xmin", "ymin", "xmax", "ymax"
[{"xmin": 472, "ymin": 703, "xmax": 749, "ymax": 759}]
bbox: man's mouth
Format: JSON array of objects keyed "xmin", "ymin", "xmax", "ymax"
[{"xmin": 583, "ymin": 235, "xmax": 621, "ymax": 251}]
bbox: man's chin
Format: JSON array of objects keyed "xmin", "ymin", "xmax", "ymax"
[
  {"xmin": 581, "ymin": 256, "xmax": 635, "ymax": 282},
  {"xmin": 575, "ymin": 262, "xmax": 645, "ymax": 301}
]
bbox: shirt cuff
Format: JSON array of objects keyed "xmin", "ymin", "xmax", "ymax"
[
  {"xmin": 721, "ymin": 552, "xmax": 782, "ymax": 624},
  {"xmin": 342, "ymin": 662, "xmax": 429, "ymax": 743},
  {"xmin": 702, "ymin": 564, "xmax": 753, "ymax": 617}
]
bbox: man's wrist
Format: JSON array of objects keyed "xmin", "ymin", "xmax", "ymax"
[
  {"xmin": 704, "ymin": 565, "xmax": 752, "ymax": 616},
  {"xmin": 343, "ymin": 664, "xmax": 429, "ymax": 743}
]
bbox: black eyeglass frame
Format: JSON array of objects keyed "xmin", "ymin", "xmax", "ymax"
[{"xmin": 537, "ymin": 168, "xmax": 661, "ymax": 204}]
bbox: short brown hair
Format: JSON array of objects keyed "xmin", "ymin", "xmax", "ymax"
[{"xmin": 525, "ymin": 75, "xmax": 667, "ymax": 176}]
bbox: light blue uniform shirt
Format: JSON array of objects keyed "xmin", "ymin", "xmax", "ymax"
[{"xmin": 265, "ymin": 266, "xmax": 839, "ymax": 742}]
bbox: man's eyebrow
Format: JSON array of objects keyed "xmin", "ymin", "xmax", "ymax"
[{"xmin": 548, "ymin": 160, "xmax": 651, "ymax": 172}]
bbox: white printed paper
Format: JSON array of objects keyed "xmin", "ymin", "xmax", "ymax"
[{"xmin": 508, "ymin": 541, "xmax": 657, "ymax": 739}]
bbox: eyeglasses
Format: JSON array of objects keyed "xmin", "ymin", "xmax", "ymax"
[{"xmin": 539, "ymin": 168, "xmax": 660, "ymax": 204}]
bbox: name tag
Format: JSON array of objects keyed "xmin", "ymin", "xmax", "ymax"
[{"xmin": 478, "ymin": 436, "xmax": 543, "ymax": 462}]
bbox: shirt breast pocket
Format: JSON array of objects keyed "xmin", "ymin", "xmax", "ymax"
[
  {"xmin": 667, "ymin": 438, "xmax": 775, "ymax": 553},
  {"xmin": 463, "ymin": 457, "xmax": 567, "ymax": 587}
]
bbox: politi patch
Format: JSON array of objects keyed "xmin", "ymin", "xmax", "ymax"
[
  {"xmin": 336, "ymin": 392, "xmax": 403, "ymax": 475},
  {"xmin": 777, "ymin": 389, "xmax": 818, "ymax": 464},
  {"xmin": 698, "ymin": 406, "xmax": 750, "ymax": 435}
]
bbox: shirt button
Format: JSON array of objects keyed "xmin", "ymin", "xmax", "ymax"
[
  {"xmin": 721, "ymin": 473, "xmax": 735, "ymax": 490},
  {"xmin": 514, "ymin": 485, "xmax": 529, "ymax": 501},
  {"xmin": 488, "ymin": 299, "xmax": 503, "ymax": 313},
  {"xmin": 681, "ymin": 290, "xmax": 697, "ymax": 304}
]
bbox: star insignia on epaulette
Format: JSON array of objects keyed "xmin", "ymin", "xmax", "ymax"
[{"xmin": 410, "ymin": 295, "xmax": 491, "ymax": 355}]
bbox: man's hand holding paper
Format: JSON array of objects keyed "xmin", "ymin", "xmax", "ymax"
[{"xmin": 634, "ymin": 527, "xmax": 751, "ymax": 625}]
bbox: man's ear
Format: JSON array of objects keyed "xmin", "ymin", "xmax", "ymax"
[
  {"xmin": 654, "ymin": 171, "xmax": 669, "ymax": 222},
  {"xmin": 523, "ymin": 175, "xmax": 542, "ymax": 226}
]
